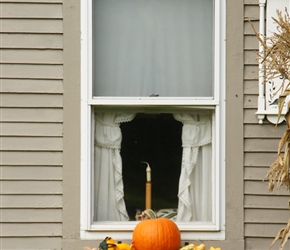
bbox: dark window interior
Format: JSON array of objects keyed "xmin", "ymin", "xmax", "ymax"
[{"xmin": 120, "ymin": 113, "xmax": 182, "ymax": 220}]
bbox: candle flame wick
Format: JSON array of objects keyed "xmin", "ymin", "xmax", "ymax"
[{"xmin": 141, "ymin": 161, "xmax": 150, "ymax": 168}]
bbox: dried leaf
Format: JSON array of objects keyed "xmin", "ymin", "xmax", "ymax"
[
  {"xmin": 270, "ymin": 219, "xmax": 290, "ymax": 250},
  {"xmin": 277, "ymin": 129, "xmax": 290, "ymax": 155},
  {"xmin": 270, "ymin": 227, "xmax": 286, "ymax": 249}
]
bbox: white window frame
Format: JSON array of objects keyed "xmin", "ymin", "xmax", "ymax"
[{"xmin": 80, "ymin": 0, "xmax": 226, "ymax": 240}]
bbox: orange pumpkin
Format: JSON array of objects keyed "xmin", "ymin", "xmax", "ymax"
[{"xmin": 132, "ymin": 218, "xmax": 181, "ymax": 250}]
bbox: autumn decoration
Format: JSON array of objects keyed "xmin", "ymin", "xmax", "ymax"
[
  {"xmin": 83, "ymin": 237, "xmax": 132, "ymax": 250},
  {"xmin": 132, "ymin": 216, "xmax": 181, "ymax": 250}
]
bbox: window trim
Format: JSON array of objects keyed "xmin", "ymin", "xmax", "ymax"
[{"xmin": 81, "ymin": 0, "xmax": 226, "ymax": 240}]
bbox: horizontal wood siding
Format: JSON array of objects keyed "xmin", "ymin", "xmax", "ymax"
[
  {"xmin": 244, "ymin": 1, "xmax": 290, "ymax": 249},
  {"xmin": 0, "ymin": 1, "xmax": 63, "ymax": 249}
]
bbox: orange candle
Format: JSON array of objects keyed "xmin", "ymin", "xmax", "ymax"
[
  {"xmin": 146, "ymin": 182, "xmax": 151, "ymax": 209},
  {"xmin": 144, "ymin": 162, "xmax": 151, "ymax": 209}
]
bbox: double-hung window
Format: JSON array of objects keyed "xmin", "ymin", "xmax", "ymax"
[{"xmin": 81, "ymin": 0, "xmax": 225, "ymax": 240}]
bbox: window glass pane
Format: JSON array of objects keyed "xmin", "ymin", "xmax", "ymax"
[
  {"xmin": 93, "ymin": 111, "xmax": 213, "ymax": 222},
  {"xmin": 93, "ymin": 0, "xmax": 214, "ymax": 97}
]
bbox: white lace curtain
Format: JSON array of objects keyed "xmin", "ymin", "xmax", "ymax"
[
  {"xmin": 94, "ymin": 112, "xmax": 136, "ymax": 221},
  {"xmin": 173, "ymin": 114, "xmax": 212, "ymax": 222},
  {"xmin": 94, "ymin": 112, "xmax": 212, "ymax": 222}
]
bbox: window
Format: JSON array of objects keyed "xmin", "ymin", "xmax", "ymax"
[{"xmin": 81, "ymin": 0, "xmax": 225, "ymax": 240}]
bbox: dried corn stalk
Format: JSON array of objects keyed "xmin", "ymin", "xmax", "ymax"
[
  {"xmin": 266, "ymin": 111, "xmax": 290, "ymax": 192},
  {"xmin": 270, "ymin": 218, "xmax": 290, "ymax": 250}
]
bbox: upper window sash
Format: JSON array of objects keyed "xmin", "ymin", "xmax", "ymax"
[{"xmin": 82, "ymin": 0, "xmax": 223, "ymax": 106}]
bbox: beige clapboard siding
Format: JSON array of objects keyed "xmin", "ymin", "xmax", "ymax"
[
  {"xmin": 244, "ymin": 108, "xmax": 267, "ymax": 123},
  {"xmin": 1, "ymin": 64, "xmax": 63, "ymax": 79},
  {"xmin": 1, "ymin": 208, "xmax": 62, "ymax": 222},
  {"xmin": 1, "ymin": 151, "xmax": 63, "ymax": 165},
  {"xmin": 244, "ymin": 180, "xmax": 289, "ymax": 195},
  {"xmin": 1, "ymin": 180, "xmax": 62, "ymax": 194},
  {"xmin": 1, "ymin": 137, "xmax": 62, "ymax": 151},
  {"xmin": 244, "ymin": 138, "xmax": 280, "ymax": 152},
  {"xmin": 0, "ymin": 223, "xmax": 62, "ymax": 237},
  {"xmin": 0, "ymin": 79, "xmax": 63, "ymax": 94},
  {"xmin": 244, "ymin": 50, "xmax": 258, "ymax": 65},
  {"xmin": 244, "ymin": 20, "xmax": 259, "ymax": 36},
  {"xmin": 244, "ymin": 5, "xmax": 259, "ymax": 19},
  {"xmin": 1, "ymin": 166, "xmax": 62, "ymax": 180},
  {"xmin": 244, "ymin": 65, "xmax": 259, "ymax": 80},
  {"xmin": 0, "ymin": 237, "xmax": 62, "ymax": 250},
  {"xmin": 245, "ymin": 194, "xmax": 289, "ymax": 209},
  {"xmin": 0, "ymin": 194, "xmax": 62, "ymax": 208},
  {"xmin": 244, "ymin": 166, "xmax": 268, "ymax": 180},
  {"xmin": 244, "ymin": 80, "xmax": 258, "ymax": 95},
  {"xmin": 0, "ymin": 94, "xmax": 63, "ymax": 107},
  {"xmin": 1, "ymin": 49, "xmax": 63, "ymax": 64},
  {"xmin": 0, "ymin": 19, "xmax": 63, "ymax": 33},
  {"xmin": 244, "ymin": 35, "xmax": 259, "ymax": 50},
  {"xmin": 244, "ymin": 94, "xmax": 258, "ymax": 109},
  {"xmin": 244, "ymin": 152, "xmax": 278, "ymax": 167},
  {"xmin": 244, "ymin": 124, "xmax": 284, "ymax": 138},
  {"xmin": 245, "ymin": 223, "xmax": 290, "ymax": 238},
  {"xmin": 0, "ymin": 108, "xmax": 63, "ymax": 122},
  {"xmin": 1, "ymin": 34, "xmax": 63, "ymax": 48},
  {"xmin": 0, "ymin": 2, "xmax": 62, "ymax": 18},
  {"xmin": 246, "ymin": 238, "xmax": 290, "ymax": 250},
  {"xmin": 1, "ymin": 122, "xmax": 63, "ymax": 136},
  {"xmin": 2, "ymin": 0, "xmax": 62, "ymax": 2},
  {"xmin": 245, "ymin": 208, "xmax": 289, "ymax": 223}
]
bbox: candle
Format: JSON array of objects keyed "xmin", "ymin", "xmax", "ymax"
[
  {"xmin": 142, "ymin": 162, "xmax": 152, "ymax": 209},
  {"xmin": 146, "ymin": 164, "xmax": 151, "ymax": 182},
  {"xmin": 146, "ymin": 182, "xmax": 152, "ymax": 209}
]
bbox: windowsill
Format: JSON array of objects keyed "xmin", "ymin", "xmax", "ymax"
[
  {"xmin": 81, "ymin": 224, "xmax": 225, "ymax": 241},
  {"xmin": 90, "ymin": 220, "xmax": 219, "ymax": 231},
  {"xmin": 80, "ymin": 220, "xmax": 225, "ymax": 241}
]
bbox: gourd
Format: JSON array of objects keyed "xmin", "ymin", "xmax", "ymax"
[
  {"xmin": 132, "ymin": 217, "xmax": 181, "ymax": 250},
  {"xmin": 180, "ymin": 244, "xmax": 206, "ymax": 250},
  {"xmin": 98, "ymin": 237, "xmax": 132, "ymax": 250}
]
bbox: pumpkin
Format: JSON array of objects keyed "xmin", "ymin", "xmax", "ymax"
[{"xmin": 132, "ymin": 217, "xmax": 181, "ymax": 250}]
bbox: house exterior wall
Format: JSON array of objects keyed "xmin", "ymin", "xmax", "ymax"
[
  {"xmin": 1, "ymin": 0, "xmax": 289, "ymax": 249},
  {"xmin": 0, "ymin": 0, "xmax": 64, "ymax": 249},
  {"xmin": 244, "ymin": 0, "xmax": 290, "ymax": 249}
]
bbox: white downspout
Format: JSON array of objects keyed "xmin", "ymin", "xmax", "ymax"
[{"xmin": 256, "ymin": 0, "xmax": 266, "ymax": 124}]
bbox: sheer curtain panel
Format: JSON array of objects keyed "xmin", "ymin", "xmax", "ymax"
[
  {"xmin": 174, "ymin": 113, "xmax": 212, "ymax": 222},
  {"xmin": 94, "ymin": 112, "xmax": 135, "ymax": 221}
]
